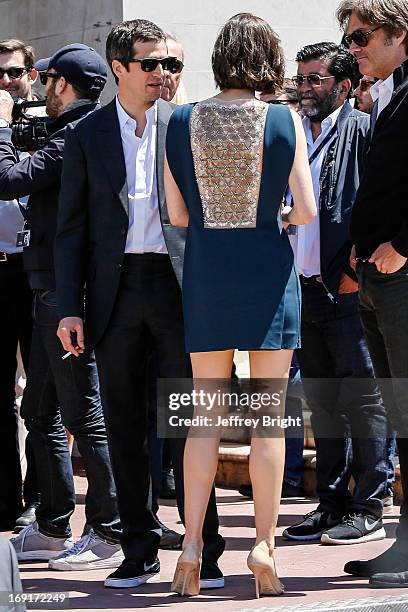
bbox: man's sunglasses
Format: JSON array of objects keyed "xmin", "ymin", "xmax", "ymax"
[
  {"xmin": 357, "ymin": 78, "xmax": 375, "ymax": 92},
  {"xmin": 0, "ymin": 66, "xmax": 29, "ymax": 80},
  {"xmin": 127, "ymin": 56, "xmax": 184, "ymax": 74},
  {"xmin": 39, "ymin": 72, "xmax": 62, "ymax": 85},
  {"xmin": 292, "ymin": 74, "xmax": 335, "ymax": 88},
  {"xmin": 343, "ymin": 25, "xmax": 382, "ymax": 48}
]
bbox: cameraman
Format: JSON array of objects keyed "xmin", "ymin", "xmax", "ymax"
[
  {"xmin": 0, "ymin": 38, "xmax": 39, "ymax": 533},
  {"xmin": 0, "ymin": 44, "xmax": 121, "ymax": 570}
]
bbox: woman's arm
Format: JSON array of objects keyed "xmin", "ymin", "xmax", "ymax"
[
  {"xmin": 284, "ymin": 109, "xmax": 317, "ymax": 226},
  {"xmin": 164, "ymin": 156, "xmax": 189, "ymax": 227}
]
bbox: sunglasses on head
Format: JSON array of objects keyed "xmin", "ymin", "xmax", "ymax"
[
  {"xmin": 39, "ymin": 71, "xmax": 62, "ymax": 85},
  {"xmin": 358, "ymin": 79, "xmax": 375, "ymax": 92},
  {"xmin": 127, "ymin": 56, "xmax": 184, "ymax": 74},
  {"xmin": 292, "ymin": 74, "xmax": 336, "ymax": 88},
  {"xmin": 343, "ymin": 25, "xmax": 382, "ymax": 48},
  {"xmin": 267, "ymin": 99, "xmax": 298, "ymax": 105},
  {"xmin": 0, "ymin": 66, "xmax": 29, "ymax": 80}
]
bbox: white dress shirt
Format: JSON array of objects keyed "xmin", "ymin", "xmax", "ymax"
[
  {"xmin": 115, "ymin": 96, "xmax": 167, "ymax": 254},
  {"xmin": 290, "ymin": 104, "xmax": 343, "ymax": 277},
  {"xmin": 370, "ymin": 74, "xmax": 394, "ymax": 118}
]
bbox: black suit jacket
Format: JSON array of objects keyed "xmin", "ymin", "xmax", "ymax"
[{"xmin": 55, "ymin": 98, "xmax": 186, "ymax": 347}]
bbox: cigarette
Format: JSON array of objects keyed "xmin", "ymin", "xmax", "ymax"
[{"xmin": 62, "ymin": 345, "xmax": 81, "ymax": 360}]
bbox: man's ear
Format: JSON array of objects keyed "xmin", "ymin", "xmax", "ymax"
[
  {"xmin": 111, "ymin": 59, "xmax": 128, "ymax": 81},
  {"xmin": 340, "ymin": 78, "xmax": 352, "ymax": 100},
  {"xmin": 28, "ymin": 68, "xmax": 38, "ymax": 84},
  {"xmin": 55, "ymin": 75, "xmax": 68, "ymax": 95}
]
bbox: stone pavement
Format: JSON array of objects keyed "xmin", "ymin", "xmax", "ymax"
[{"xmin": 8, "ymin": 473, "xmax": 406, "ymax": 612}]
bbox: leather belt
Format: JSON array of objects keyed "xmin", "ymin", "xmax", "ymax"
[
  {"xmin": 299, "ymin": 274, "xmax": 322, "ymax": 286},
  {"xmin": 0, "ymin": 251, "xmax": 22, "ymax": 263}
]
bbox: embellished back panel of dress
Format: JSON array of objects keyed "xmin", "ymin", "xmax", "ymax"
[{"xmin": 190, "ymin": 100, "xmax": 268, "ymax": 229}]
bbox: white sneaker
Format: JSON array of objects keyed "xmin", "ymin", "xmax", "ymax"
[
  {"xmin": 49, "ymin": 529, "xmax": 124, "ymax": 571},
  {"xmin": 10, "ymin": 522, "xmax": 74, "ymax": 561}
]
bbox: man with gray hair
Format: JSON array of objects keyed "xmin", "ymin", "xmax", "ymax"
[{"xmin": 337, "ymin": 0, "xmax": 408, "ymax": 588}]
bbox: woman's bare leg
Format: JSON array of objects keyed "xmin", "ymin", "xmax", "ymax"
[
  {"xmin": 249, "ymin": 349, "xmax": 293, "ymax": 550},
  {"xmin": 182, "ymin": 350, "xmax": 234, "ymax": 550}
]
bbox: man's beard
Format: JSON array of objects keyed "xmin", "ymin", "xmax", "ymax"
[
  {"xmin": 300, "ymin": 86, "xmax": 340, "ymax": 122},
  {"xmin": 45, "ymin": 82, "xmax": 63, "ymax": 117}
]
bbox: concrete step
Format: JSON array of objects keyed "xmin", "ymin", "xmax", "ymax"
[{"xmin": 216, "ymin": 442, "xmax": 403, "ymax": 505}]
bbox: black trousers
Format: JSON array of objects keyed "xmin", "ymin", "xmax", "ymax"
[
  {"xmin": 95, "ymin": 254, "xmax": 224, "ymax": 562},
  {"xmin": 0, "ymin": 254, "xmax": 38, "ymax": 524}
]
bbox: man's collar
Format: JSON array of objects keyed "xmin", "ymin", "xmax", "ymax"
[
  {"xmin": 302, "ymin": 101, "xmax": 345, "ymax": 143},
  {"xmin": 370, "ymin": 74, "xmax": 394, "ymax": 103},
  {"xmin": 115, "ymin": 95, "xmax": 157, "ymax": 130}
]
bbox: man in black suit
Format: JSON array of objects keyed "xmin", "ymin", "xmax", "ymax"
[
  {"xmin": 55, "ymin": 19, "xmax": 224, "ymax": 589},
  {"xmin": 337, "ymin": 0, "xmax": 408, "ymax": 589}
]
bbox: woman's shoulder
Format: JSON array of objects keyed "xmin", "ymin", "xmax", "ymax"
[{"xmin": 170, "ymin": 102, "xmax": 195, "ymax": 124}]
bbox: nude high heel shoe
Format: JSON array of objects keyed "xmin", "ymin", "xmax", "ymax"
[
  {"xmin": 171, "ymin": 546, "xmax": 201, "ymax": 596},
  {"xmin": 247, "ymin": 542, "xmax": 284, "ymax": 598}
]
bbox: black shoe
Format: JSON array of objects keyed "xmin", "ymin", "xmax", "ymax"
[
  {"xmin": 200, "ymin": 560, "xmax": 225, "ymax": 589},
  {"xmin": 281, "ymin": 482, "xmax": 304, "ymax": 498},
  {"xmin": 370, "ymin": 570, "xmax": 408, "ymax": 588},
  {"xmin": 283, "ymin": 510, "xmax": 342, "ymax": 541},
  {"xmin": 344, "ymin": 543, "xmax": 408, "ymax": 577},
  {"xmin": 321, "ymin": 512, "xmax": 385, "ymax": 545},
  {"xmin": 14, "ymin": 502, "xmax": 40, "ymax": 533},
  {"xmin": 238, "ymin": 483, "xmax": 252, "ymax": 499},
  {"xmin": 104, "ymin": 558, "xmax": 160, "ymax": 588},
  {"xmin": 157, "ymin": 520, "xmax": 182, "ymax": 550},
  {"xmin": 160, "ymin": 469, "xmax": 176, "ymax": 499}
]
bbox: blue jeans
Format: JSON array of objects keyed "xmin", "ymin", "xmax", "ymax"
[
  {"xmin": 21, "ymin": 290, "xmax": 120, "ymax": 540},
  {"xmin": 297, "ymin": 284, "xmax": 388, "ymax": 518},
  {"xmin": 284, "ymin": 358, "xmax": 304, "ymax": 488}
]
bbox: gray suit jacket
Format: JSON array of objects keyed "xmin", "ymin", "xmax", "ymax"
[
  {"xmin": 55, "ymin": 98, "xmax": 186, "ymax": 347},
  {"xmin": 0, "ymin": 537, "xmax": 25, "ymax": 612}
]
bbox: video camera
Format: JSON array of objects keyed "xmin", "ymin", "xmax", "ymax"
[{"xmin": 11, "ymin": 99, "xmax": 55, "ymax": 152}]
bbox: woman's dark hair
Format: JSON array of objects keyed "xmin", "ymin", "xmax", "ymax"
[
  {"xmin": 212, "ymin": 13, "xmax": 285, "ymax": 93},
  {"xmin": 106, "ymin": 19, "xmax": 165, "ymax": 84}
]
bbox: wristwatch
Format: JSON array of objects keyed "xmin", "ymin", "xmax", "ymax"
[{"xmin": 0, "ymin": 118, "xmax": 10, "ymax": 128}]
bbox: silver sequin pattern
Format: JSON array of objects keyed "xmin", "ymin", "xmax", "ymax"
[{"xmin": 190, "ymin": 100, "xmax": 268, "ymax": 229}]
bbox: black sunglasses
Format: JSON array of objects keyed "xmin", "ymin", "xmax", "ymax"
[
  {"xmin": 292, "ymin": 74, "xmax": 336, "ymax": 88},
  {"xmin": 127, "ymin": 56, "xmax": 184, "ymax": 74},
  {"xmin": 39, "ymin": 71, "xmax": 62, "ymax": 86},
  {"xmin": 0, "ymin": 66, "xmax": 29, "ymax": 80},
  {"xmin": 343, "ymin": 25, "xmax": 382, "ymax": 48}
]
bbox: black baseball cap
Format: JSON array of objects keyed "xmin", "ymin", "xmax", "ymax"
[{"xmin": 35, "ymin": 43, "xmax": 108, "ymax": 93}]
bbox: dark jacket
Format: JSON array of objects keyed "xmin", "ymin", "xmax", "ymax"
[
  {"xmin": 318, "ymin": 101, "xmax": 370, "ymax": 298},
  {"xmin": 351, "ymin": 58, "xmax": 408, "ymax": 258},
  {"xmin": 0, "ymin": 102, "xmax": 98, "ymax": 289},
  {"xmin": 55, "ymin": 98, "xmax": 186, "ymax": 348}
]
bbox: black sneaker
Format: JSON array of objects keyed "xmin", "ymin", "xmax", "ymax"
[
  {"xmin": 200, "ymin": 560, "xmax": 225, "ymax": 589},
  {"xmin": 238, "ymin": 484, "xmax": 252, "ymax": 499},
  {"xmin": 283, "ymin": 510, "xmax": 342, "ymax": 541},
  {"xmin": 104, "ymin": 558, "xmax": 160, "ymax": 588},
  {"xmin": 14, "ymin": 502, "xmax": 40, "ymax": 533},
  {"xmin": 345, "ymin": 543, "xmax": 408, "ymax": 577},
  {"xmin": 160, "ymin": 469, "xmax": 176, "ymax": 499},
  {"xmin": 370, "ymin": 569, "xmax": 408, "ymax": 588},
  {"xmin": 157, "ymin": 520, "xmax": 182, "ymax": 550},
  {"xmin": 321, "ymin": 512, "xmax": 385, "ymax": 545}
]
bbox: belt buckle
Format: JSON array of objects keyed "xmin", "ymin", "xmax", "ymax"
[{"xmin": 0, "ymin": 252, "xmax": 7, "ymax": 262}]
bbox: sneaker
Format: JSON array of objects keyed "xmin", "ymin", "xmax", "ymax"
[
  {"xmin": 156, "ymin": 520, "xmax": 182, "ymax": 550},
  {"xmin": 49, "ymin": 529, "xmax": 124, "ymax": 570},
  {"xmin": 344, "ymin": 543, "xmax": 408, "ymax": 577},
  {"xmin": 104, "ymin": 558, "xmax": 160, "ymax": 588},
  {"xmin": 238, "ymin": 484, "xmax": 253, "ymax": 499},
  {"xmin": 321, "ymin": 512, "xmax": 386, "ymax": 545},
  {"xmin": 14, "ymin": 502, "xmax": 40, "ymax": 533},
  {"xmin": 10, "ymin": 522, "xmax": 74, "ymax": 561},
  {"xmin": 382, "ymin": 495, "xmax": 394, "ymax": 515},
  {"xmin": 200, "ymin": 560, "xmax": 225, "ymax": 589},
  {"xmin": 283, "ymin": 510, "xmax": 342, "ymax": 541}
]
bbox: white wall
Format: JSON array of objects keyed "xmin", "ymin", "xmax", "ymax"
[
  {"xmin": 123, "ymin": 0, "xmax": 343, "ymax": 101},
  {"xmin": 0, "ymin": 0, "xmax": 343, "ymax": 102}
]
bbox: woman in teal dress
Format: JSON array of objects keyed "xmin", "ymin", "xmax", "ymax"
[{"xmin": 165, "ymin": 13, "xmax": 316, "ymax": 598}]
